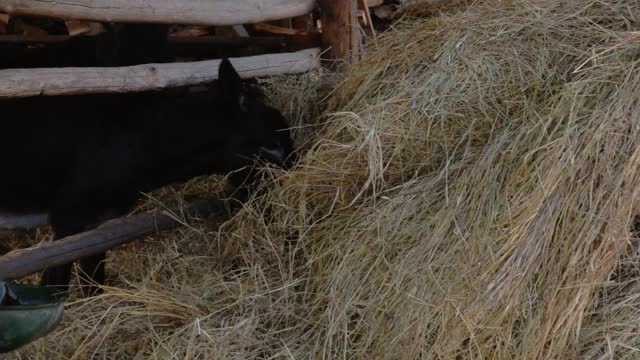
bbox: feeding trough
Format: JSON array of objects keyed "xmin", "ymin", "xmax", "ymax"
[{"xmin": 0, "ymin": 280, "xmax": 68, "ymax": 353}]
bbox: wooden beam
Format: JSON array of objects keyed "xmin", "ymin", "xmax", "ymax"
[
  {"xmin": 0, "ymin": 198, "xmax": 231, "ymax": 281},
  {"xmin": 319, "ymin": 0, "xmax": 360, "ymax": 67},
  {"xmin": 0, "ymin": 0, "xmax": 315, "ymax": 27},
  {"xmin": 0, "ymin": 48, "xmax": 320, "ymax": 98}
]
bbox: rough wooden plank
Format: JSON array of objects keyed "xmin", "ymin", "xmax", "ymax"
[
  {"xmin": 0, "ymin": 198, "xmax": 230, "ymax": 281},
  {"xmin": 0, "ymin": 0, "xmax": 315, "ymax": 26},
  {"xmin": 0, "ymin": 48, "xmax": 320, "ymax": 98}
]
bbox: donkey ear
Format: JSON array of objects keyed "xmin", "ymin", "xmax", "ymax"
[{"xmin": 218, "ymin": 58, "xmax": 247, "ymax": 108}]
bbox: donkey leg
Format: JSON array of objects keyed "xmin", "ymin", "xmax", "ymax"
[
  {"xmin": 40, "ymin": 216, "xmax": 94, "ymax": 293},
  {"xmin": 77, "ymin": 253, "xmax": 106, "ymax": 297},
  {"xmin": 41, "ymin": 190, "xmax": 113, "ymax": 292},
  {"xmin": 76, "ymin": 206, "xmax": 134, "ymax": 297},
  {"xmin": 40, "ymin": 263, "xmax": 73, "ymax": 292}
]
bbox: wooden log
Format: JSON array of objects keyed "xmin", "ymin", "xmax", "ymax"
[
  {"xmin": 0, "ymin": 0, "xmax": 315, "ymax": 27},
  {"xmin": 0, "ymin": 197, "xmax": 232, "ymax": 281},
  {"xmin": 319, "ymin": 0, "xmax": 360, "ymax": 67},
  {"xmin": 0, "ymin": 48, "xmax": 320, "ymax": 98},
  {"xmin": 319, "ymin": 0, "xmax": 350, "ymax": 62}
]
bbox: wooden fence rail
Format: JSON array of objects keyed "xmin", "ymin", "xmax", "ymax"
[
  {"xmin": 0, "ymin": 0, "xmax": 316, "ymax": 27},
  {"xmin": 0, "ymin": 197, "xmax": 233, "ymax": 281},
  {"xmin": 0, "ymin": 48, "xmax": 320, "ymax": 98}
]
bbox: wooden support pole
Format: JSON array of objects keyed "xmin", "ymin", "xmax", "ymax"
[
  {"xmin": 319, "ymin": 0, "xmax": 361, "ymax": 68},
  {"xmin": 0, "ymin": 197, "xmax": 233, "ymax": 281},
  {"xmin": 0, "ymin": 0, "xmax": 315, "ymax": 27},
  {"xmin": 0, "ymin": 48, "xmax": 320, "ymax": 98}
]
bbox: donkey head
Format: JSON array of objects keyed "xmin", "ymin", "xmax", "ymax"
[{"xmin": 215, "ymin": 59, "xmax": 295, "ymax": 190}]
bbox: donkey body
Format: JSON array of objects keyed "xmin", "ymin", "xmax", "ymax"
[{"xmin": 0, "ymin": 60, "xmax": 294, "ymax": 294}]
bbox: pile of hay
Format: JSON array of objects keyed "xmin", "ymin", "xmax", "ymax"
[{"xmin": 20, "ymin": 0, "xmax": 640, "ymax": 358}]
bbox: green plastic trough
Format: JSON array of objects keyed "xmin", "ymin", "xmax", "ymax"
[{"xmin": 0, "ymin": 280, "xmax": 68, "ymax": 353}]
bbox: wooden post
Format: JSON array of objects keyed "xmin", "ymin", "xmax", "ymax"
[
  {"xmin": 319, "ymin": 0, "xmax": 351, "ymax": 65},
  {"xmin": 319, "ymin": 0, "xmax": 361, "ymax": 68}
]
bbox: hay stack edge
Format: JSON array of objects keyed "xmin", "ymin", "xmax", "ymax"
[{"xmin": 17, "ymin": 0, "xmax": 640, "ymax": 358}]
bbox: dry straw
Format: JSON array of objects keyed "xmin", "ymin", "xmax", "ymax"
[{"xmin": 17, "ymin": 0, "xmax": 640, "ymax": 358}]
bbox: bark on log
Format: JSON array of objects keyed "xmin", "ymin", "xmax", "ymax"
[
  {"xmin": 0, "ymin": 0, "xmax": 316, "ymax": 27},
  {"xmin": 319, "ymin": 0, "xmax": 360, "ymax": 67},
  {"xmin": 0, "ymin": 48, "xmax": 320, "ymax": 98},
  {"xmin": 0, "ymin": 197, "xmax": 233, "ymax": 281}
]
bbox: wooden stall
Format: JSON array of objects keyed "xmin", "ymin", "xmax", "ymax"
[
  {"xmin": 0, "ymin": 0, "xmax": 394, "ymax": 98},
  {"xmin": 0, "ymin": 0, "xmax": 394, "ymax": 277}
]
